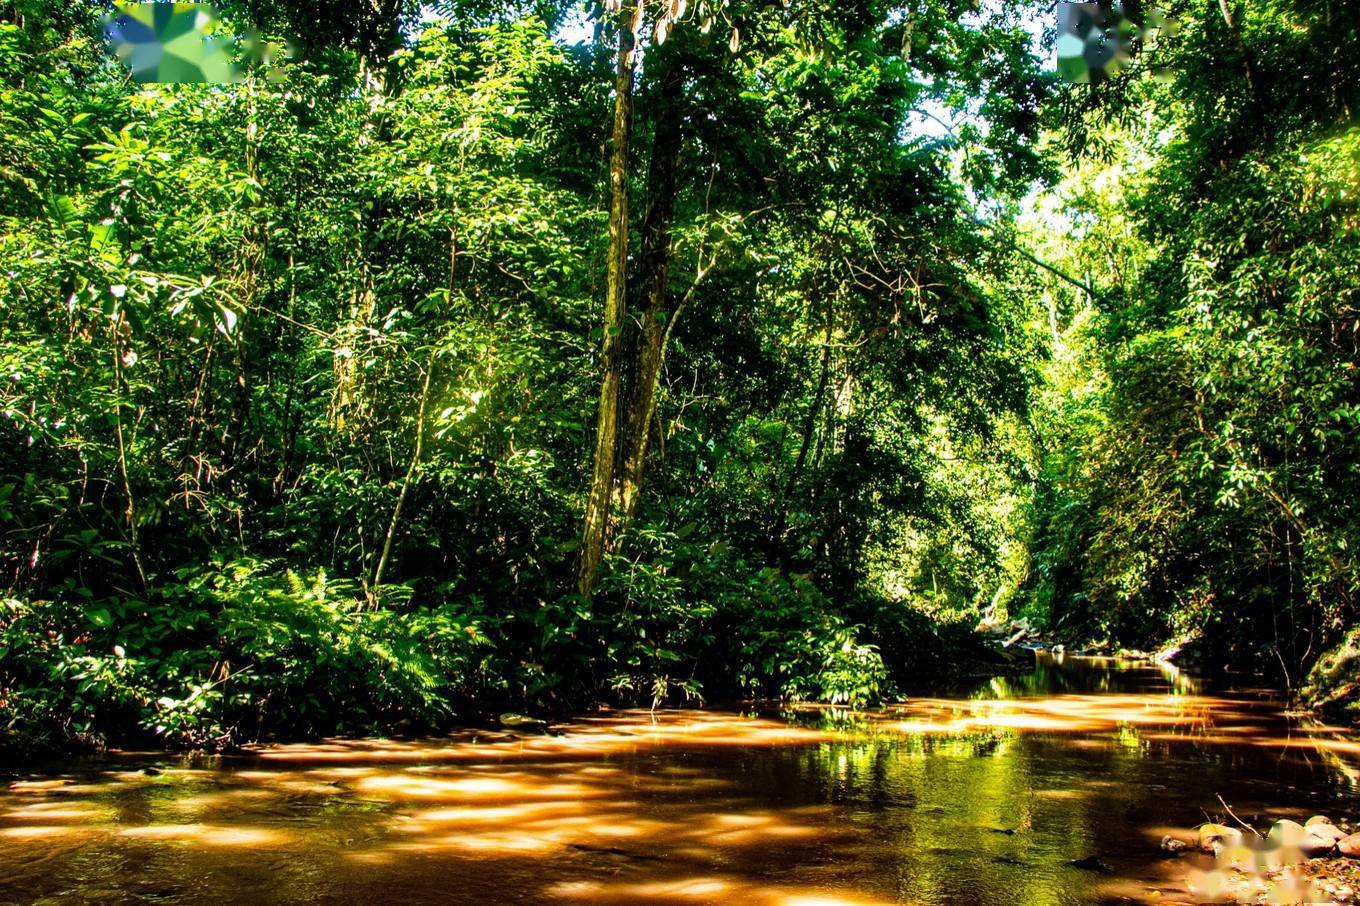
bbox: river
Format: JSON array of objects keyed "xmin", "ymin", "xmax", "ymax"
[{"xmin": 3, "ymin": 653, "xmax": 1358, "ymax": 904}]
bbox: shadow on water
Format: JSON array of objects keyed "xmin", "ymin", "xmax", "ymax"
[{"xmin": 3, "ymin": 653, "xmax": 1359, "ymax": 905}]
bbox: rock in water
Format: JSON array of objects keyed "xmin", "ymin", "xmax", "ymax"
[
  {"xmin": 1160, "ymin": 835, "xmax": 1189, "ymax": 854},
  {"xmin": 1306, "ymin": 815, "xmax": 1335, "ymax": 827},
  {"xmin": 1069, "ymin": 855, "xmax": 1113, "ymax": 873},
  {"xmin": 499, "ymin": 713, "xmax": 550, "ymax": 734}
]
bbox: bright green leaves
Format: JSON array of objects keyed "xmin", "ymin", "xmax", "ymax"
[{"xmin": 43, "ymin": 191, "xmax": 81, "ymax": 236}]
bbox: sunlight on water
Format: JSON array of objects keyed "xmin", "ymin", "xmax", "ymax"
[{"xmin": 3, "ymin": 654, "xmax": 1359, "ymax": 904}]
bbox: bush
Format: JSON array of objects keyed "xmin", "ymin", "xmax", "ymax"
[
  {"xmin": 1301, "ymin": 627, "xmax": 1360, "ymax": 721},
  {"xmin": 683, "ymin": 553, "xmax": 890, "ymax": 708},
  {"xmin": 0, "ymin": 559, "xmax": 488, "ymax": 754}
]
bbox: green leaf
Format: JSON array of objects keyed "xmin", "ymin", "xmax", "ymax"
[{"xmin": 217, "ymin": 305, "xmax": 238, "ymax": 336}]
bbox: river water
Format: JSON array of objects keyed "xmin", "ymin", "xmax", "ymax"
[{"xmin": 4, "ymin": 653, "xmax": 1359, "ymax": 905}]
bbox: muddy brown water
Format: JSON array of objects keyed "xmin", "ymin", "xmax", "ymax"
[{"xmin": 3, "ymin": 653, "xmax": 1359, "ymax": 905}]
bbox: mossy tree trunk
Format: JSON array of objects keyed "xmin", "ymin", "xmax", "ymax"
[{"xmin": 579, "ymin": 4, "xmax": 639, "ymax": 596}]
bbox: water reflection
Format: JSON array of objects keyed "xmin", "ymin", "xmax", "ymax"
[
  {"xmin": 985, "ymin": 650, "xmax": 1202, "ymax": 697},
  {"xmin": 2, "ymin": 655, "xmax": 1359, "ymax": 904}
]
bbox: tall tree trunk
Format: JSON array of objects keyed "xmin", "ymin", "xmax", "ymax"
[
  {"xmin": 615, "ymin": 59, "xmax": 685, "ymax": 528},
  {"xmin": 579, "ymin": 5, "xmax": 639, "ymax": 597}
]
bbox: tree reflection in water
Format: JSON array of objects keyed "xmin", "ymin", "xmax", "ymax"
[{"xmin": 2, "ymin": 656, "xmax": 1358, "ymax": 904}]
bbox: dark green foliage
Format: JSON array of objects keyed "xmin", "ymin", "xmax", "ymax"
[{"xmin": 1, "ymin": 560, "xmax": 486, "ymax": 752}]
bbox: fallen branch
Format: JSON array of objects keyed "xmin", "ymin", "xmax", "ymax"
[{"xmin": 1216, "ymin": 794, "xmax": 1262, "ymax": 838}]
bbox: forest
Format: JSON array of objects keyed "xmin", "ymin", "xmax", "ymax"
[{"xmin": 1, "ymin": 0, "xmax": 1357, "ymax": 762}]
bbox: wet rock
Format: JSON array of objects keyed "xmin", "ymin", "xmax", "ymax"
[
  {"xmin": 1198, "ymin": 822, "xmax": 1244, "ymax": 853},
  {"xmin": 1269, "ymin": 819, "xmax": 1307, "ymax": 848},
  {"xmin": 1160, "ymin": 835, "xmax": 1189, "ymax": 854},
  {"xmin": 1308, "ymin": 815, "xmax": 1335, "ymax": 827},
  {"xmin": 1309, "ymin": 823, "xmax": 1348, "ymax": 843},
  {"xmin": 1069, "ymin": 855, "xmax": 1113, "ymax": 873},
  {"xmin": 1338, "ymin": 833, "xmax": 1360, "ymax": 858},
  {"xmin": 498, "ymin": 713, "xmax": 550, "ymax": 734},
  {"xmin": 1303, "ymin": 830, "xmax": 1340, "ymax": 858}
]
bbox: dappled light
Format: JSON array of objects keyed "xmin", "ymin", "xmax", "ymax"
[
  {"xmin": 548, "ymin": 877, "xmax": 897, "ymax": 905},
  {"xmin": 4, "ymin": 658, "xmax": 1360, "ymax": 904},
  {"xmin": 0, "ymin": 824, "xmax": 94, "ymax": 839},
  {"xmin": 117, "ymin": 823, "xmax": 287, "ymax": 846},
  {"xmin": 252, "ymin": 711, "xmax": 834, "ymax": 766},
  {"xmin": 875, "ymin": 693, "xmax": 1255, "ymax": 735}
]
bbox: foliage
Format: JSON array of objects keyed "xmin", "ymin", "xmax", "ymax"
[
  {"xmin": 8, "ymin": 0, "xmax": 1355, "ymax": 756},
  {"xmin": 0, "ymin": 559, "xmax": 488, "ymax": 754},
  {"xmin": 0, "ymin": 0, "xmax": 1051, "ymax": 754},
  {"xmin": 1020, "ymin": 0, "xmax": 1360, "ymax": 686}
]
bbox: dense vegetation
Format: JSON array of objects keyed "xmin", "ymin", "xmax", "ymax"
[
  {"xmin": 1023, "ymin": 0, "xmax": 1360, "ymax": 690},
  {"xmin": 1, "ymin": 0, "xmax": 1355, "ymax": 755}
]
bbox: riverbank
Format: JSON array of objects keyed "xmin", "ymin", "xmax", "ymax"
[{"xmin": 1144, "ymin": 815, "xmax": 1360, "ymax": 905}]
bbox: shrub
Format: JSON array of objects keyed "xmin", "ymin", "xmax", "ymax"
[{"xmin": 0, "ymin": 559, "xmax": 488, "ymax": 753}]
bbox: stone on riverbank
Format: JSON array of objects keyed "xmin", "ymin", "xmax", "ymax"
[
  {"xmin": 1268, "ymin": 819, "xmax": 1307, "ymax": 847},
  {"xmin": 1302, "ymin": 831, "xmax": 1341, "ymax": 857},
  {"xmin": 1199, "ymin": 823, "xmax": 1244, "ymax": 853},
  {"xmin": 1339, "ymin": 832, "xmax": 1360, "ymax": 858}
]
